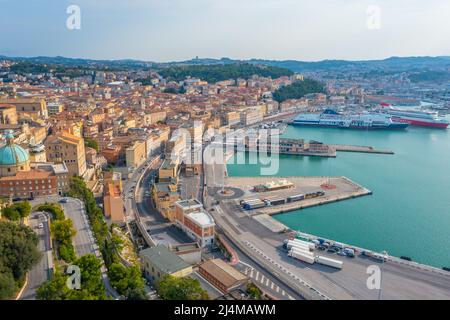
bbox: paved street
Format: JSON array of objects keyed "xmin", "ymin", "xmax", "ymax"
[
  {"xmin": 28, "ymin": 196, "xmax": 119, "ymax": 299},
  {"xmin": 20, "ymin": 211, "xmax": 52, "ymax": 300}
]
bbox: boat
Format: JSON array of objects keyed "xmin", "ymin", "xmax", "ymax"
[
  {"xmin": 291, "ymin": 109, "xmax": 409, "ymax": 130},
  {"xmin": 378, "ymin": 105, "xmax": 449, "ymax": 129}
]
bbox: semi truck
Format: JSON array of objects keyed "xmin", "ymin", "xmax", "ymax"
[
  {"xmin": 284, "ymin": 239, "xmax": 315, "ymax": 251},
  {"xmin": 287, "ymin": 194, "xmax": 305, "ymax": 202},
  {"xmin": 289, "ymin": 249, "xmax": 315, "ymax": 264},
  {"xmin": 315, "ymin": 255, "xmax": 343, "ymax": 269}
]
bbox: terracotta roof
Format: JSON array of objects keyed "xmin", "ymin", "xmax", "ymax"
[{"xmin": 0, "ymin": 169, "xmax": 52, "ymax": 181}]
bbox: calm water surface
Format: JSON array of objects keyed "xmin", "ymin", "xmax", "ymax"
[{"xmin": 227, "ymin": 119, "xmax": 450, "ymax": 268}]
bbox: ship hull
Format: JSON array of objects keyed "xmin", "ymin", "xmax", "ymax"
[
  {"xmin": 391, "ymin": 117, "xmax": 449, "ymax": 129},
  {"xmin": 291, "ymin": 122, "xmax": 408, "ymax": 130}
]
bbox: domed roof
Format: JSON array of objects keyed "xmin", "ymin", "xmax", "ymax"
[{"xmin": 0, "ymin": 133, "xmax": 29, "ymax": 166}]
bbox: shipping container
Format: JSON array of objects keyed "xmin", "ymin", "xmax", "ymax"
[{"xmin": 315, "ymin": 256, "xmax": 343, "ymax": 269}]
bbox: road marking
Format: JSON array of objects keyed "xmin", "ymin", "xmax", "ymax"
[
  {"xmin": 250, "ymin": 269, "xmax": 254, "ymax": 278},
  {"xmin": 276, "ymin": 286, "xmax": 279, "ymax": 293},
  {"xmin": 265, "ymin": 278, "xmax": 269, "ymax": 286},
  {"xmin": 255, "ymin": 272, "xmax": 259, "ymax": 281},
  {"xmin": 271, "ymin": 282, "xmax": 274, "ymax": 290},
  {"xmin": 260, "ymin": 274, "xmax": 265, "ymax": 283},
  {"xmin": 282, "ymin": 290, "xmax": 286, "ymax": 296}
]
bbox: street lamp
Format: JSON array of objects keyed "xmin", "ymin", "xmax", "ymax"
[{"xmin": 378, "ymin": 250, "xmax": 388, "ymax": 300}]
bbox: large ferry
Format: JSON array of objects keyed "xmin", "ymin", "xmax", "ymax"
[
  {"xmin": 378, "ymin": 105, "xmax": 449, "ymax": 129},
  {"xmin": 291, "ymin": 109, "xmax": 409, "ymax": 130}
]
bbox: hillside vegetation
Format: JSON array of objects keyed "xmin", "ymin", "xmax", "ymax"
[
  {"xmin": 273, "ymin": 78, "xmax": 325, "ymax": 103},
  {"xmin": 158, "ymin": 63, "xmax": 293, "ymax": 83}
]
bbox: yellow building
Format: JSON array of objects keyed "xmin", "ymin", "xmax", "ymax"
[
  {"xmin": 225, "ymin": 111, "xmax": 241, "ymax": 126},
  {"xmin": 151, "ymin": 182, "xmax": 179, "ymax": 221},
  {"xmin": 139, "ymin": 244, "xmax": 193, "ymax": 284},
  {"xmin": 45, "ymin": 131, "xmax": 87, "ymax": 177},
  {"xmin": 125, "ymin": 140, "xmax": 147, "ymax": 168},
  {"xmin": 158, "ymin": 159, "xmax": 178, "ymax": 182}
]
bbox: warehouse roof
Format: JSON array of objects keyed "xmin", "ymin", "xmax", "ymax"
[{"xmin": 200, "ymin": 259, "xmax": 247, "ymax": 289}]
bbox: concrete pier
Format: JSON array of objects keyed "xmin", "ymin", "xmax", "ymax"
[
  {"xmin": 224, "ymin": 176, "xmax": 372, "ymax": 216},
  {"xmin": 332, "ymin": 144, "xmax": 394, "ymax": 154}
]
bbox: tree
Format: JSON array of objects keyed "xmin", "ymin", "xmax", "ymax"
[
  {"xmin": 85, "ymin": 137, "xmax": 99, "ymax": 152},
  {"xmin": 37, "ymin": 255, "xmax": 107, "ymax": 300},
  {"xmin": 108, "ymin": 263, "xmax": 146, "ymax": 300},
  {"xmin": 0, "ymin": 271, "xmax": 16, "ymax": 300},
  {"xmin": 0, "ymin": 221, "xmax": 41, "ymax": 281},
  {"xmin": 36, "ymin": 273, "xmax": 72, "ymax": 300},
  {"xmin": 36, "ymin": 203, "xmax": 65, "ymax": 220},
  {"xmin": 246, "ymin": 283, "xmax": 262, "ymax": 299},
  {"xmin": 75, "ymin": 254, "xmax": 106, "ymax": 299},
  {"xmin": 51, "ymin": 219, "xmax": 76, "ymax": 262},
  {"xmin": 1, "ymin": 207, "xmax": 20, "ymax": 221},
  {"xmin": 157, "ymin": 275, "xmax": 209, "ymax": 300}
]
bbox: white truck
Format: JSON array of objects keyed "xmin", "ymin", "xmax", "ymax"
[
  {"xmin": 315, "ymin": 255, "xmax": 343, "ymax": 270},
  {"xmin": 289, "ymin": 249, "xmax": 315, "ymax": 264}
]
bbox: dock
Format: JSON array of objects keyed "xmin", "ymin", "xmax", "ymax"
[
  {"xmin": 331, "ymin": 144, "xmax": 394, "ymax": 154},
  {"xmin": 224, "ymin": 176, "xmax": 372, "ymax": 216}
]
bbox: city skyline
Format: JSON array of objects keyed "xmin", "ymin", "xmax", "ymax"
[{"xmin": 1, "ymin": 0, "xmax": 450, "ymax": 62}]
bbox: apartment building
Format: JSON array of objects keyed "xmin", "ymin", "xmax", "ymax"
[
  {"xmin": 125, "ymin": 140, "xmax": 147, "ymax": 168},
  {"xmin": 45, "ymin": 131, "xmax": 87, "ymax": 177},
  {"xmin": 225, "ymin": 111, "xmax": 241, "ymax": 126},
  {"xmin": 103, "ymin": 172, "xmax": 125, "ymax": 224},
  {"xmin": 240, "ymin": 108, "xmax": 263, "ymax": 126}
]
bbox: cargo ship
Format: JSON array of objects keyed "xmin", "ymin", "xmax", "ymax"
[
  {"xmin": 291, "ymin": 109, "xmax": 409, "ymax": 130},
  {"xmin": 378, "ymin": 104, "xmax": 449, "ymax": 129}
]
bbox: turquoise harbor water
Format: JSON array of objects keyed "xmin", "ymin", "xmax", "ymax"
[{"xmin": 227, "ymin": 119, "xmax": 450, "ymax": 269}]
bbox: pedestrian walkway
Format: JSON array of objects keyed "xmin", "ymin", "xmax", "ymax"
[{"xmin": 242, "ymin": 267, "xmax": 294, "ymax": 300}]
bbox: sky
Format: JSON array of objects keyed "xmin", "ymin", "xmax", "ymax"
[{"xmin": 1, "ymin": 0, "xmax": 450, "ymax": 62}]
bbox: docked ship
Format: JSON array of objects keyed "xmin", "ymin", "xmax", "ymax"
[
  {"xmin": 291, "ymin": 109, "xmax": 409, "ymax": 130},
  {"xmin": 378, "ymin": 105, "xmax": 449, "ymax": 129}
]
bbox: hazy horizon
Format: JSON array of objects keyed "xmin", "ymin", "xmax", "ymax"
[{"xmin": 1, "ymin": 0, "xmax": 450, "ymax": 62}]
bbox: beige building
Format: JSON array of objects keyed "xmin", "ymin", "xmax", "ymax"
[
  {"xmin": 47, "ymin": 102, "xmax": 64, "ymax": 115},
  {"xmin": 45, "ymin": 131, "xmax": 87, "ymax": 177},
  {"xmin": 0, "ymin": 98, "xmax": 48, "ymax": 120},
  {"xmin": 125, "ymin": 140, "xmax": 147, "ymax": 168},
  {"xmin": 225, "ymin": 111, "xmax": 241, "ymax": 126},
  {"xmin": 0, "ymin": 104, "xmax": 18, "ymax": 125},
  {"xmin": 145, "ymin": 111, "xmax": 167, "ymax": 125}
]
